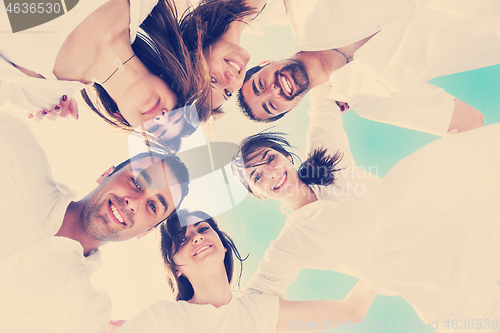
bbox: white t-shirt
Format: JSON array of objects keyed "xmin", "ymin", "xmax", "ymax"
[
  {"xmin": 0, "ymin": 0, "xmax": 158, "ymax": 114},
  {"xmin": 117, "ymin": 294, "xmax": 280, "ymax": 333},
  {"xmin": 0, "ymin": 112, "xmax": 112, "ymax": 333}
]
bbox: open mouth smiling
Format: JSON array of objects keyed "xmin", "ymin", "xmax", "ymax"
[
  {"xmin": 109, "ymin": 199, "xmax": 126, "ymax": 226},
  {"xmin": 279, "ymin": 73, "xmax": 293, "ymax": 97},
  {"xmin": 225, "ymin": 59, "xmax": 242, "ymax": 74},
  {"xmin": 273, "ymin": 171, "xmax": 287, "ymax": 190},
  {"xmin": 193, "ymin": 244, "xmax": 213, "ymax": 256}
]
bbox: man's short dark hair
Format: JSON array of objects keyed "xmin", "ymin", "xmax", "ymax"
[
  {"xmin": 110, "ymin": 152, "xmax": 190, "ymax": 211},
  {"xmin": 236, "ymin": 65, "xmax": 288, "ymax": 123}
]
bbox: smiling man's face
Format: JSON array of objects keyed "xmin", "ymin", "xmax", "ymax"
[
  {"xmin": 240, "ymin": 59, "xmax": 310, "ymax": 121},
  {"xmin": 81, "ymin": 158, "xmax": 183, "ymax": 242}
]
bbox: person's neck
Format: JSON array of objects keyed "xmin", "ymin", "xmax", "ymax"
[
  {"xmin": 281, "ymin": 181, "xmax": 318, "ymax": 211},
  {"xmin": 291, "ymin": 33, "xmax": 377, "ymax": 89},
  {"xmin": 188, "ymin": 267, "xmax": 233, "ymax": 308},
  {"xmin": 97, "ymin": 53, "xmax": 148, "ymax": 103},
  {"xmin": 55, "ymin": 199, "xmax": 107, "ymax": 257}
]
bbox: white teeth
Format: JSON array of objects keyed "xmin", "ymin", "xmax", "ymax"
[
  {"xmin": 195, "ymin": 245, "xmax": 211, "ymax": 255},
  {"xmin": 274, "ymin": 174, "xmax": 286, "ymax": 190},
  {"xmin": 226, "ymin": 60, "xmax": 241, "ymax": 73},
  {"xmin": 280, "ymin": 75, "xmax": 292, "ymax": 95},
  {"xmin": 111, "ymin": 204, "xmax": 124, "ymax": 224}
]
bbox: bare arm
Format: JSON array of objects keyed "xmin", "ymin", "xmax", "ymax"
[
  {"xmin": 447, "ymin": 98, "xmax": 484, "ymax": 134},
  {"xmin": 277, "ymin": 281, "xmax": 376, "ymax": 332}
]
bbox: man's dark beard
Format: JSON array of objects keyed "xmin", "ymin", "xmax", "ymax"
[{"xmin": 274, "ymin": 61, "xmax": 310, "ymax": 101}]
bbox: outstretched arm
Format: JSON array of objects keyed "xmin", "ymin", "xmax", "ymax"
[{"xmin": 277, "ymin": 281, "xmax": 376, "ymax": 332}]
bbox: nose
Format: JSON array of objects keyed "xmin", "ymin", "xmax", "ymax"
[
  {"xmin": 124, "ymin": 194, "xmax": 142, "ymax": 213},
  {"xmin": 192, "ymin": 232, "xmax": 204, "ymax": 244},
  {"xmin": 262, "ymin": 83, "xmax": 281, "ymax": 99},
  {"xmin": 263, "ymin": 165, "xmax": 279, "ymax": 181}
]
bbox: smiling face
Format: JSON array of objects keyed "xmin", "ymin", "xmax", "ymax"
[
  {"xmin": 240, "ymin": 59, "xmax": 310, "ymax": 121},
  {"xmin": 173, "ymin": 216, "xmax": 227, "ymax": 280},
  {"xmin": 204, "ymin": 36, "xmax": 250, "ymax": 111},
  {"xmin": 244, "ymin": 148, "xmax": 300, "ymax": 201},
  {"xmin": 117, "ymin": 74, "xmax": 179, "ymax": 128},
  {"xmin": 81, "ymin": 158, "xmax": 183, "ymax": 241}
]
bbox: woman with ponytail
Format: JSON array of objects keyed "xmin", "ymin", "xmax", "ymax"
[{"xmin": 232, "ymin": 83, "xmax": 500, "ymax": 329}]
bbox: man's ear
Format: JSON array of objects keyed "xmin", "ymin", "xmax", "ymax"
[
  {"xmin": 136, "ymin": 226, "xmax": 156, "ymax": 240},
  {"xmin": 96, "ymin": 166, "xmax": 115, "ymax": 184},
  {"xmin": 258, "ymin": 60, "xmax": 274, "ymax": 67}
]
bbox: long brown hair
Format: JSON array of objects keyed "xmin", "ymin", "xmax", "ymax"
[{"xmin": 180, "ymin": 0, "xmax": 257, "ymax": 119}]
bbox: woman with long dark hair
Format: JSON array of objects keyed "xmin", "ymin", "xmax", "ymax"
[
  {"xmin": 0, "ymin": 0, "xmax": 205, "ymax": 151},
  {"xmin": 232, "ymin": 84, "xmax": 500, "ymax": 330},
  {"xmin": 116, "ymin": 209, "xmax": 376, "ymax": 332}
]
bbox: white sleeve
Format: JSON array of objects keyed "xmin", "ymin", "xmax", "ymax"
[
  {"xmin": 244, "ymin": 227, "xmax": 312, "ymax": 298},
  {"xmin": 328, "ymin": 58, "xmax": 455, "ymax": 136},
  {"xmin": 244, "ymin": 0, "xmax": 288, "ymax": 35},
  {"xmin": 0, "ymin": 55, "xmax": 83, "ymax": 114},
  {"xmin": 306, "ymin": 83, "xmax": 356, "ymax": 168},
  {"xmin": 346, "ymin": 80, "xmax": 455, "ymax": 136}
]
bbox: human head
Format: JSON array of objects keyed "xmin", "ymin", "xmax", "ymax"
[
  {"xmin": 232, "ymin": 132, "xmax": 342, "ymax": 198},
  {"xmin": 161, "ymin": 209, "xmax": 245, "ymax": 301},
  {"xmin": 81, "ymin": 0, "xmax": 207, "ymax": 137},
  {"xmin": 238, "ymin": 59, "xmax": 310, "ymax": 122},
  {"xmin": 80, "ymin": 152, "xmax": 190, "ymax": 242},
  {"xmin": 232, "ymin": 132, "xmax": 296, "ymax": 199},
  {"xmin": 180, "ymin": 0, "xmax": 256, "ymax": 119}
]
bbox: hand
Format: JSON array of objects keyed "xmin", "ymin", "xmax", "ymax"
[
  {"xmin": 108, "ymin": 319, "xmax": 126, "ymax": 332},
  {"xmin": 29, "ymin": 95, "xmax": 79, "ymax": 121}
]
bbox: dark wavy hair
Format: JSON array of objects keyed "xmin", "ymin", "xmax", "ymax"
[
  {"xmin": 232, "ymin": 132, "xmax": 344, "ymax": 196},
  {"xmin": 81, "ymin": 0, "xmax": 206, "ymax": 141},
  {"xmin": 180, "ymin": 0, "xmax": 258, "ymax": 119},
  {"xmin": 160, "ymin": 210, "xmax": 247, "ymax": 301}
]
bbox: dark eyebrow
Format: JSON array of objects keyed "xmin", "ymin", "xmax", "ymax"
[
  {"xmin": 174, "ymin": 116, "xmax": 183, "ymax": 125},
  {"xmin": 262, "ymin": 103, "xmax": 272, "ymax": 115},
  {"xmin": 252, "ymin": 80, "xmax": 260, "ymax": 96},
  {"xmin": 250, "ymin": 169, "xmax": 256, "ymax": 180},
  {"xmin": 262, "ymin": 150, "xmax": 269, "ymax": 161},
  {"xmin": 157, "ymin": 194, "xmax": 168, "ymax": 214}
]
